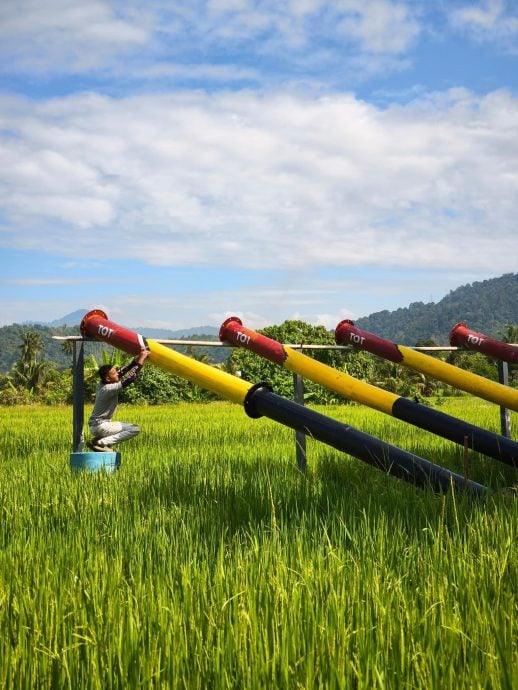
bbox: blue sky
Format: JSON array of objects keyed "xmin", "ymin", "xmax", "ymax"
[{"xmin": 1, "ymin": 0, "xmax": 517, "ymax": 331}]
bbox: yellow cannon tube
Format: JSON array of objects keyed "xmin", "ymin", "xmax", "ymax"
[
  {"xmin": 146, "ymin": 339, "xmax": 252, "ymax": 404},
  {"xmin": 80, "ymin": 309, "xmax": 252, "ymax": 405},
  {"xmin": 79, "ymin": 310, "xmax": 490, "ymax": 493},
  {"xmin": 400, "ymin": 346, "xmax": 518, "ymax": 409},
  {"xmin": 335, "ymin": 320, "xmax": 518, "ymax": 413},
  {"xmin": 284, "ymin": 348, "xmax": 396, "ymax": 414}
]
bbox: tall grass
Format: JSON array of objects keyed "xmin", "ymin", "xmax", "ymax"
[{"xmin": 0, "ymin": 399, "xmax": 516, "ymax": 689}]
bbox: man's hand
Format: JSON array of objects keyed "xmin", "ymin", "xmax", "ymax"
[{"xmin": 135, "ymin": 349, "xmax": 150, "ymax": 366}]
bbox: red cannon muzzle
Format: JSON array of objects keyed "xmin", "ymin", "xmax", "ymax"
[
  {"xmin": 449, "ymin": 322, "xmax": 518, "ymax": 364},
  {"xmin": 334, "ymin": 320, "xmax": 403, "ymax": 363},
  {"xmin": 80, "ymin": 309, "xmax": 147, "ymax": 356},
  {"xmin": 219, "ymin": 316, "xmax": 287, "ymax": 364}
]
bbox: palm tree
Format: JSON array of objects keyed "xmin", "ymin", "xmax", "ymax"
[
  {"xmin": 12, "ymin": 358, "xmax": 51, "ymax": 393},
  {"xmin": 18, "ymin": 331, "xmax": 43, "ymax": 366},
  {"xmin": 11, "ymin": 331, "xmax": 50, "ymax": 393},
  {"xmin": 60, "ymin": 339, "xmax": 74, "ymax": 356},
  {"xmin": 11, "ymin": 332, "xmax": 50, "ymax": 393},
  {"xmin": 371, "ymin": 359, "xmax": 426, "ymax": 397}
]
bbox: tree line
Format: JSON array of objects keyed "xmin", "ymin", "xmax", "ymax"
[{"xmin": 0, "ymin": 321, "xmax": 516, "ymax": 406}]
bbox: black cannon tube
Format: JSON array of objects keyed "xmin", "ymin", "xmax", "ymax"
[
  {"xmin": 391, "ymin": 398, "xmax": 517, "ymax": 468},
  {"xmin": 245, "ymin": 384, "xmax": 488, "ymax": 496}
]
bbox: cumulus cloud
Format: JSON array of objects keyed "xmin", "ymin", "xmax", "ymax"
[
  {"xmin": 0, "ymin": 0, "xmax": 421, "ymax": 83},
  {"xmin": 0, "ymin": 0, "xmax": 150, "ymax": 71},
  {"xmin": 337, "ymin": 0, "xmax": 420, "ymax": 54},
  {"xmin": 449, "ymin": 0, "xmax": 518, "ymax": 43},
  {"xmin": 1, "ymin": 88, "xmax": 517, "ymax": 276}
]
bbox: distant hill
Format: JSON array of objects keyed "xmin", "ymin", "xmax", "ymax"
[
  {"xmin": 24, "ymin": 309, "xmax": 219, "ymax": 338},
  {"xmin": 355, "ymin": 273, "xmax": 518, "ymax": 345},
  {"xmin": 22, "ymin": 309, "xmax": 88, "ymax": 327},
  {"xmin": 46, "ymin": 309, "xmax": 89, "ymax": 327}
]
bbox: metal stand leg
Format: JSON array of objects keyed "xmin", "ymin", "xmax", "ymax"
[
  {"xmin": 72, "ymin": 340, "xmax": 85, "ymax": 452},
  {"xmin": 293, "ymin": 373, "xmax": 307, "ymax": 472},
  {"xmin": 498, "ymin": 361, "xmax": 512, "ymax": 438}
]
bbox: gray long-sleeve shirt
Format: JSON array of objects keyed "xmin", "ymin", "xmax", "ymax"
[{"xmin": 88, "ymin": 360, "xmax": 142, "ymax": 427}]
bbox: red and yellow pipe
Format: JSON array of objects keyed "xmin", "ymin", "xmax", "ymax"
[
  {"xmin": 335, "ymin": 320, "xmax": 518, "ymax": 412},
  {"xmin": 220, "ymin": 316, "xmax": 400, "ymax": 415},
  {"xmin": 80, "ymin": 309, "xmax": 251, "ymax": 405}
]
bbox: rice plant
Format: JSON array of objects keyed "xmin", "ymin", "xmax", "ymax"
[{"xmin": 0, "ymin": 400, "xmax": 516, "ymax": 689}]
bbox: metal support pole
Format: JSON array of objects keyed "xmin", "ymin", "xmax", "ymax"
[
  {"xmin": 498, "ymin": 360, "xmax": 512, "ymax": 438},
  {"xmin": 293, "ymin": 373, "xmax": 307, "ymax": 472},
  {"xmin": 72, "ymin": 339, "xmax": 85, "ymax": 452}
]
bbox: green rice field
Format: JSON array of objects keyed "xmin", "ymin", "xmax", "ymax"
[{"xmin": 0, "ymin": 398, "xmax": 517, "ymax": 689}]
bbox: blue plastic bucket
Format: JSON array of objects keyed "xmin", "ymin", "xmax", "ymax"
[{"xmin": 70, "ymin": 451, "xmax": 121, "ymax": 473}]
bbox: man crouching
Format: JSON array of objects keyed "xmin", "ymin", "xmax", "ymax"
[{"xmin": 88, "ymin": 348, "xmax": 150, "ymax": 452}]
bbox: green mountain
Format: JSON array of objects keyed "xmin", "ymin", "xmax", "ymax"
[
  {"xmin": 23, "ymin": 309, "xmax": 89, "ymax": 327},
  {"xmin": 355, "ymin": 273, "xmax": 518, "ymax": 345}
]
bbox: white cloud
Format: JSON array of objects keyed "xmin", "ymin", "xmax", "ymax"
[
  {"xmin": 0, "ymin": 0, "xmax": 422, "ymax": 81},
  {"xmin": 450, "ymin": 0, "xmax": 518, "ymax": 42},
  {"xmin": 0, "ymin": 0, "xmax": 150, "ymax": 71},
  {"xmin": 1, "ymin": 88, "xmax": 517, "ymax": 277},
  {"xmin": 2, "ymin": 2, "xmax": 516, "ymax": 331},
  {"xmin": 453, "ymin": 0, "xmax": 505, "ymax": 28},
  {"xmin": 337, "ymin": 0, "xmax": 420, "ymax": 54},
  {"xmin": 315, "ymin": 308, "xmax": 357, "ymax": 330},
  {"xmin": 204, "ymin": 0, "xmax": 420, "ymax": 53},
  {"xmin": 78, "ymin": 285, "xmax": 358, "ymax": 331}
]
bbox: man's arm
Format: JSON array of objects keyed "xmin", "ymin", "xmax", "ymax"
[
  {"xmin": 120, "ymin": 349, "xmax": 150, "ymax": 389},
  {"xmin": 117, "ymin": 349, "xmax": 150, "ymax": 377}
]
